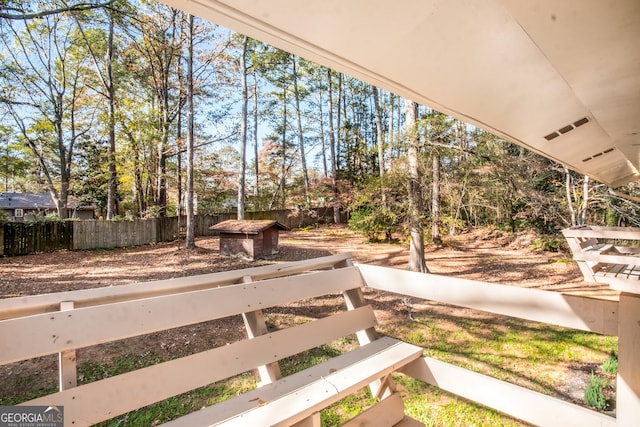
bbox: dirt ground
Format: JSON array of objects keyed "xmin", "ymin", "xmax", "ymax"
[
  {"xmin": 0, "ymin": 225, "xmax": 616, "ymax": 298},
  {"xmin": 0, "ymin": 225, "xmax": 618, "ymax": 414}
]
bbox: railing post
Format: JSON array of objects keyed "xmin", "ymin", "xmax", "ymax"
[
  {"xmin": 58, "ymin": 301, "xmax": 77, "ymax": 391},
  {"xmin": 339, "ymin": 258, "xmax": 395, "ymax": 399},
  {"xmin": 240, "ymin": 275, "xmax": 282, "ymax": 386},
  {"xmin": 617, "ymin": 291, "xmax": 640, "ymax": 427}
]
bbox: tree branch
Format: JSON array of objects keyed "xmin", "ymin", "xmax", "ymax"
[{"xmin": 0, "ymin": 1, "xmax": 116, "ymax": 20}]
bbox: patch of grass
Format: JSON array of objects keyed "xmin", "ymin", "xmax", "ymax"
[
  {"xmin": 321, "ymin": 388, "xmax": 377, "ymax": 425},
  {"xmin": 379, "ymin": 310, "xmax": 618, "ymax": 405},
  {"xmin": 323, "ymin": 229, "xmax": 351, "ymax": 240},
  {"xmin": 98, "ymin": 373, "xmax": 257, "ymax": 426},
  {"xmin": 395, "ymin": 375, "xmax": 523, "ymax": 427},
  {"xmin": 0, "ymin": 381, "xmax": 57, "ymax": 406},
  {"xmin": 602, "ymin": 351, "xmax": 618, "ymax": 375},
  {"xmin": 279, "ymin": 344, "xmax": 343, "ymax": 376},
  {"xmin": 584, "ymin": 372, "xmax": 608, "ymax": 410},
  {"xmin": 79, "ymin": 352, "xmax": 164, "ymax": 384},
  {"xmin": 103, "ymin": 344, "xmax": 363, "ymax": 426}
]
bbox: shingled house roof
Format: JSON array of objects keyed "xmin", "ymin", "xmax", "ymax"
[
  {"xmin": 0, "ymin": 193, "xmax": 56, "ymax": 209},
  {"xmin": 0, "ymin": 193, "xmax": 93, "ymax": 210},
  {"xmin": 209, "ymin": 219, "xmax": 289, "ymax": 234}
]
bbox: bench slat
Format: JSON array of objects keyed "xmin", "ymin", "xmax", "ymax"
[
  {"xmin": 23, "ymin": 305, "xmax": 377, "ymax": 426},
  {"xmin": 595, "ymin": 263, "xmax": 624, "ymax": 277},
  {"xmin": 574, "ymin": 252, "xmax": 640, "ymax": 266},
  {"xmin": 593, "ymin": 264, "xmax": 640, "ymax": 293},
  {"xmin": 578, "ymin": 238, "xmax": 599, "ymax": 250},
  {"xmin": 0, "ymin": 253, "xmax": 353, "ymax": 320},
  {"xmin": 562, "ymin": 226, "xmax": 640, "ymax": 240},
  {"xmin": 0, "ymin": 266, "xmax": 364, "ymax": 364},
  {"xmin": 162, "ymin": 337, "xmax": 423, "ymax": 427}
]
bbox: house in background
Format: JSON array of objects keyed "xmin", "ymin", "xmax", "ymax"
[{"xmin": 0, "ymin": 193, "xmax": 95, "ymax": 222}]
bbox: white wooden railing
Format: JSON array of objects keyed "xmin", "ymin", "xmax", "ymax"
[
  {"xmin": 1, "ymin": 254, "xmax": 638, "ymax": 426},
  {"xmin": 358, "ymin": 264, "xmax": 637, "ymax": 427}
]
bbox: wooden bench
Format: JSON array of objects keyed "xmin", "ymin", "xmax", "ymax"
[
  {"xmin": 0, "ymin": 253, "xmax": 424, "ymax": 426},
  {"xmin": 562, "ymin": 225, "xmax": 640, "ymax": 293}
]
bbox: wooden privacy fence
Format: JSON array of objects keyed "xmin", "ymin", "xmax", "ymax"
[
  {"xmin": 1, "ymin": 221, "xmax": 73, "ymax": 256},
  {"xmin": 73, "ymin": 219, "xmax": 157, "ymax": 250},
  {"xmin": 1, "ymin": 208, "xmax": 339, "ymax": 256}
]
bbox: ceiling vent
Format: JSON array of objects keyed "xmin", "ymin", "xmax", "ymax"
[
  {"xmin": 583, "ymin": 147, "xmax": 615, "ymax": 163},
  {"xmin": 544, "ymin": 117, "xmax": 590, "ymax": 141}
]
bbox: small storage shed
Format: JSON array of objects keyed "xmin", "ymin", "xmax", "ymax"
[{"xmin": 210, "ymin": 219, "xmax": 289, "ymax": 260}]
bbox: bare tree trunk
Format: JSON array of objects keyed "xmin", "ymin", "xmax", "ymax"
[
  {"xmin": 176, "ymin": 111, "xmax": 182, "ymax": 224},
  {"xmin": 372, "ymin": 86, "xmax": 386, "ymax": 209},
  {"xmin": 336, "ymin": 72, "xmax": 343, "ymax": 168},
  {"xmin": 291, "ymin": 56, "xmax": 310, "ymax": 206},
  {"xmin": 253, "ymin": 75, "xmax": 259, "ymax": 199},
  {"xmin": 278, "ymin": 87, "xmax": 288, "ymax": 209},
  {"xmin": 237, "ymin": 35, "xmax": 249, "ymax": 220},
  {"xmin": 105, "ymin": 15, "xmax": 117, "ymax": 220},
  {"xmin": 327, "ymin": 68, "xmax": 340, "ymax": 223},
  {"xmin": 157, "ymin": 125, "xmax": 168, "ymax": 217},
  {"xmin": 176, "ymin": 56, "xmax": 184, "ymax": 228},
  {"xmin": 388, "ymin": 93, "xmax": 395, "ymax": 159},
  {"xmin": 406, "ymin": 100, "xmax": 429, "ymax": 273},
  {"xmin": 432, "ymin": 151, "xmax": 441, "ymax": 244},
  {"xmin": 580, "ymin": 175, "xmax": 589, "ymax": 225},
  {"xmin": 564, "ymin": 166, "xmax": 577, "ymax": 226},
  {"xmin": 318, "ymin": 88, "xmax": 328, "ymax": 178},
  {"xmin": 185, "ymin": 14, "xmax": 195, "ymax": 249},
  {"xmin": 75, "ymin": 10, "xmax": 118, "ymax": 219}
]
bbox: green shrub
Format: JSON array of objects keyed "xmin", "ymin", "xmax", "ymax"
[
  {"xmin": 28, "ymin": 213, "xmax": 64, "ymax": 224},
  {"xmin": 532, "ymin": 236, "xmax": 562, "ymax": 252},
  {"xmin": 584, "ymin": 372, "xmax": 607, "ymax": 410},
  {"xmin": 348, "ymin": 208, "xmax": 397, "ymax": 242}
]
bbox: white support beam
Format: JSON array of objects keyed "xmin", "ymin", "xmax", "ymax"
[
  {"xmin": 58, "ymin": 301, "xmax": 77, "ymax": 391},
  {"xmin": 241, "ymin": 276, "xmax": 282, "ymax": 386}
]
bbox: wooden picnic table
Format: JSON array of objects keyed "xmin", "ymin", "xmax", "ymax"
[{"xmin": 562, "ymin": 225, "xmax": 640, "ymax": 294}]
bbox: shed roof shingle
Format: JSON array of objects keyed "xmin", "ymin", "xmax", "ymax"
[{"xmin": 210, "ymin": 219, "xmax": 289, "ymax": 234}]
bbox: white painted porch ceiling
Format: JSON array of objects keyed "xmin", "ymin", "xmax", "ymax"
[{"xmin": 160, "ymin": 0, "xmax": 640, "ymax": 188}]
